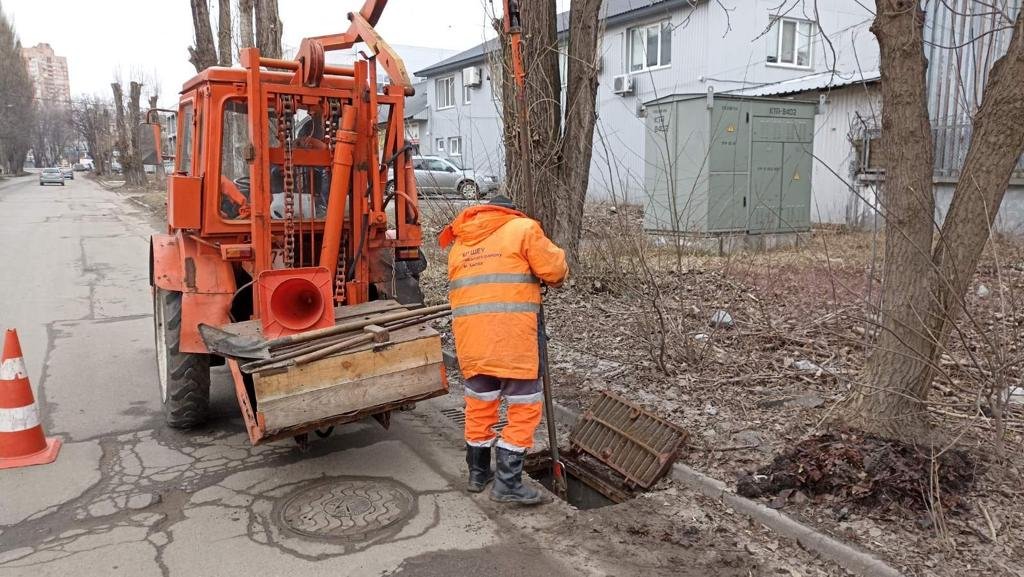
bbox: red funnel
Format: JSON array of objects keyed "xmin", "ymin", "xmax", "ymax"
[
  {"xmin": 271, "ymin": 277, "xmax": 325, "ymax": 330},
  {"xmin": 257, "ymin": 267, "xmax": 334, "ymax": 339}
]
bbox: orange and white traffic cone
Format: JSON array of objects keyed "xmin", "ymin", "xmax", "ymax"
[{"xmin": 0, "ymin": 329, "xmax": 61, "ymax": 469}]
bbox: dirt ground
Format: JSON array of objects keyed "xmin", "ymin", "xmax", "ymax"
[{"xmin": 419, "ymin": 200, "xmax": 1024, "ymax": 577}]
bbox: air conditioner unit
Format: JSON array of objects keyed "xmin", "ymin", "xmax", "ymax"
[
  {"xmin": 462, "ymin": 66, "xmax": 482, "ymax": 87},
  {"xmin": 612, "ymin": 74, "xmax": 634, "ymax": 95}
]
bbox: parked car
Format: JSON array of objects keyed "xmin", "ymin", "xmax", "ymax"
[
  {"xmin": 386, "ymin": 155, "xmax": 499, "ymax": 200},
  {"xmin": 61, "ymin": 166, "xmax": 74, "ymax": 180},
  {"xmin": 39, "ymin": 168, "xmax": 65, "ymax": 186},
  {"xmin": 72, "ymin": 163, "xmax": 87, "ymax": 172}
]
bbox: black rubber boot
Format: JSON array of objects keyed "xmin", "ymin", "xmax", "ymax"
[
  {"xmin": 466, "ymin": 444, "xmax": 493, "ymax": 493},
  {"xmin": 489, "ymin": 446, "xmax": 550, "ymax": 505}
]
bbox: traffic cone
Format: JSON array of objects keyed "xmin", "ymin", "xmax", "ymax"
[{"xmin": 0, "ymin": 329, "xmax": 60, "ymax": 469}]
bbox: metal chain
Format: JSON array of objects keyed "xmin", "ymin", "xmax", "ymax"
[
  {"xmin": 325, "ymin": 98, "xmax": 340, "ymax": 155},
  {"xmin": 279, "ymin": 95, "xmax": 296, "ymax": 267},
  {"xmin": 325, "ymin": 98, "xmax": 346, "ymax": 303},
  {"xmin": 334, "ymin": 232, "xmax": 347, "ymax": 304}
]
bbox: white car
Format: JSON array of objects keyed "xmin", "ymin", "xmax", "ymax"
[
  {"xmin": 386, "ymin": 156, "xmax": 499, "ymax": 200},
  {"xmin": 39, "ymin": 168, "xmax": 65, "ymax": 186}
]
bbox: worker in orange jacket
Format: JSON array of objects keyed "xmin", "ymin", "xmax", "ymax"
[{"xmin": 439, "ymin": 195, "xmax": 568, "ymax": 505}]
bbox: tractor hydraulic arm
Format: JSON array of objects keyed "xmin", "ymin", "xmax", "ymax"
[{"xmin": 294, "ymin": 0, "xmax": 412, "ymax": 94}]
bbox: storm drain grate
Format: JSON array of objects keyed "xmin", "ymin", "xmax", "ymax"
[
  {"xmin": 440, "ymin": 407, "xmax": 508, "ymax": 432},
  {"xmin": 277, "ymin": 477, "xmax": 414, "ymax": 541},
  {"xmin": 571, "ymin": 391, "xmax": 688, "ymax": 489}
]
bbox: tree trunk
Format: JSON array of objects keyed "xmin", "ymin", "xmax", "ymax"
[
  {"xmin": 255, "ymin": 0, "xmax": 282, "ymax": 59},
  {"xmin": 112, "ymin": 82, "xmax": 147, "ymax": 187},
  {"xmin": 189, "ymin": 0, "xmax": 218, "ymax": 72},
  {"xmin": 520, "ymin": 0, "xmax": 561, "ymax": 231},
  {"xmin": 555, "ymin": 0, "xmax": 602, "ymax": 263},
  {"xmin": 928, "ymin": 9, "xmax": 1024, "ymax": 357},
  {"xmin": 850, "ymin": 0, "xmax": 937, "ymax": 440},
  {"xmin": 498, "ymin": 0, "xmax": 602, "ymax": 264},
  {"xmin": 217, "ymin": 0, "xmax": 233, "ymax": 66},
  {"xmin": 238, "ymin": 0, "xmax": 255, "ymax": 54},
  {"xmin": 850, "ymin": 4, "xmax": 1024, "ymax": 442},
  {"xmin": 125, "ymin": 81, "xmax": 146, "ymax": 186}
]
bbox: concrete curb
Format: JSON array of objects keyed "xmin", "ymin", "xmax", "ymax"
[{"xmin": 551, "ymin": 403, "xmax": 904, "ymax": 577}]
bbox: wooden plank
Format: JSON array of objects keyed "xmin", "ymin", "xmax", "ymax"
[
  {"xmin": 254, "ymin": 328, "xmax": 442, "ymax": 402},
  {"xmin": 224, "ymin": 299, "xmax": 406, "ymax": 340},
  {"xmin": 260, "ymin": 362, "xmax": 444, "ymax": 432}
]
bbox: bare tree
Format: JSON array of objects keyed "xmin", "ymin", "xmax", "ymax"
[
  {"xmin": 848, "ymin": 2, "xmax": 1024, "ymax": 440},
  {"xmin": 111, "ymin": 81, "xmax": 147, "ymax": 186},
  {"xmin": 0, "ymin": 4, "xmax": 35, "ymax": 175},
  {"xmin": 497, "ymin": 0, "xmax": 603, "ymax": 264},
  {"xmin": 255, "ymin": 0, "xmax": 283, "ymax": 59},
  {"xmin": 32, "ymin": 103, "xmax": 73, "ymax": 167},
  {"xmin": 192, "ymin": 0, "xmax": 276, "ymax": 71},
  {"xmin": 70, "ymin": 96, "xmax": 114, "ymax": 175},
  {"xmin": 189, "ymin": 0, "xmax": 218, "ymax": 72}
]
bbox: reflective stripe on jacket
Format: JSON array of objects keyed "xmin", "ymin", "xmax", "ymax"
[{"xmin": 442, "ymin": 205, "xmax": 568, "ymax": 380}]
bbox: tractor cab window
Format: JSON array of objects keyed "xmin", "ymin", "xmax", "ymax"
[
  {"xmin": 178, "ymin": 102, "xmax": 194, "ymax": 175},
  {"xmin": 269, "ymin": 107, "xmax": 331, "ymax": 221},
  {"xmin": 220, "ymin": 99, "xmax": 251, "ymax": 219},
  {"xmin": 218, "ymin": 98, "xmax": 332, "ymax": 221}
]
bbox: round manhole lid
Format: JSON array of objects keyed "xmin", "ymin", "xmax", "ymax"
[{"xmin": 278, "ymin": 477, "xmax": 415, "ymax": 541}]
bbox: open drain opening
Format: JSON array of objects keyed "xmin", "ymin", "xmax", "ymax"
[{"xmin": 525, "ymin": 451, "xmax": 636, "ymax": 510}]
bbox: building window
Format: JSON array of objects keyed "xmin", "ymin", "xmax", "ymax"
[
  {"xmin": 448, "ymin": 137, "xmax": 462, "ymax": 156},
  {"xmin": 436, "ymin": 76, "xmax": 456, "ymax": 109},
  {"xmin": 767, "ymin": 17, "xmax": 814, "ymax": 67},
  {"xmin": 463, "ymin": 83, "xmax": 472, "ymax": 105},
  {"xmin": 628, "ymin": 21, "xmax": 672, "ymax": 72},
  {"xmin": 436, "ymin": 138, "xmax": 445, "ymax": 152}
]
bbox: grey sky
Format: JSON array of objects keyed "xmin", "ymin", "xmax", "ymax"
[{"xmin": 3, "ymin": 0, "xmax": 513, "ymax": 104}]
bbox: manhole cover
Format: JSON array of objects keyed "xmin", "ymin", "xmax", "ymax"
[{"xmin": 278, "ymin": 477, "xmax": 415, "ymax": 541}]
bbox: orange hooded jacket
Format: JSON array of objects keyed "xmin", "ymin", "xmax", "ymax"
[{"xmin": 440, "ymin": 205, "xmax": 568, "ymax": 380}]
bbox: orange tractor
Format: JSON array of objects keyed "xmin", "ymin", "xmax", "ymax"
[{"xmin": 148, "ymin": 0, "xmax": 448, "ymax": 445}]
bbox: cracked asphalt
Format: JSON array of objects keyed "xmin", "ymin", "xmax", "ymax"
[{"xmin": 0, "ymin": 174, "xmax": 594, "ymax": 577}]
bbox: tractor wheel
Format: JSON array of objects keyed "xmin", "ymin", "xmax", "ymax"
[{"xmin": 153, "ymin": 288, "xmax": 211, "ymax": 429}]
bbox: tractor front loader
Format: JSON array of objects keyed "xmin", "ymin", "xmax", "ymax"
[{"xmin": 148, "ymin": 0, "xmax": 448, "ymax": 445}]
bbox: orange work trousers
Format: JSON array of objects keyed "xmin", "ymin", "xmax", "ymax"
[{"xmin": 464, "ymin": 374, "xmax": 543, "ymax": 452}]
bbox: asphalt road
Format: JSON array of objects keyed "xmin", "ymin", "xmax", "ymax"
[{"xmin": 0, "ymin": 173, "xmax": 587, "ymax": 577}]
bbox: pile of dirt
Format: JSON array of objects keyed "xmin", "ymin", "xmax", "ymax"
[{"xmin": 736, "ymin": 430, "xmax": 981, "ymax": 512}]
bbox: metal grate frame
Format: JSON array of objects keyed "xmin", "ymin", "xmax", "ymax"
[{"xmin": 570, "ymin": 391, "xmax": 687, "ymax": 489}]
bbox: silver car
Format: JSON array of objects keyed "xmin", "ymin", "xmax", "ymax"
[
  {"xmin": 386, "ymin": 156, "xmax": 499, "ymax": 200},
  {"xmin": 39, "ymin": 168, "xmax": 65, "ymax": 186}
]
